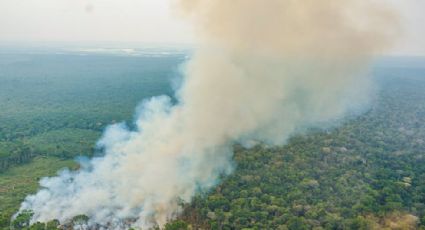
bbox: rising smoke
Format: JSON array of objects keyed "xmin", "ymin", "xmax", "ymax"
[{"xmin": 18, "ymin": 0, "xmax": 398, "ymax": 229}]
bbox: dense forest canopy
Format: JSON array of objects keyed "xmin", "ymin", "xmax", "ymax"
[
  {"xmin": 0, "ymin": 50, "xmax": 183, "ymax": 171},
  {"xmin": 0, "ymin": 49, "xmax": 424, "ymax": 229}
]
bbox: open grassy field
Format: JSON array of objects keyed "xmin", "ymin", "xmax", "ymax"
[{"xmin": 0, "ymin": 157, "xmax": 76, "ymax": 215}]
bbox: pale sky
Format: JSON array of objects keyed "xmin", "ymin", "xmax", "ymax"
[
  {"xmin": 0, "ymin": 0, "xmax": 194, "ymax": 45},
  {"xmin": 0, "ymin": 0, "xmax": 424, "ymax": 55}
]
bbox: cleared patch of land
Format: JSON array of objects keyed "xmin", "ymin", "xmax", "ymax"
[{"xmin": 0, "ymin": 157, "xmax": 76, "ymax": 215}]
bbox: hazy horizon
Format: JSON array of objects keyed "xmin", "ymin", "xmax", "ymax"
[
  {"xmin": 0, "ymin": 0, "xmax": 424, "ymax": 56},
  {"xmin": 1, "ymin": 1, "xmax": 425, "ymax": 229}
]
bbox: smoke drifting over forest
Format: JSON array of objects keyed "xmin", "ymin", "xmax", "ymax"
[{"xmin": 19, "ymin": 0, "xmax": 398, "ymax": 228}]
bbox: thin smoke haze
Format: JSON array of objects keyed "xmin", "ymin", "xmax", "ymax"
[{"xmin": 19, "ymin": 0, "xmax": 398, "ymax": 228}]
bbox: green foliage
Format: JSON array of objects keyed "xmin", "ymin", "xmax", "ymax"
[
  {"xmin": 1, "ymin": 53, "xmax": 425, "ymax": 229},
  {"xmin": 25, "ymin": 128, "xmax": 99, "ymax": 159},
  {"xmin": 164, "ymin": 220, "xmax": 189, "ymax": 230},
  {"xmin": 45, "ymin": 220, "xmax": 60, "ymax": 230},
  {"xmin": 29, "ymin": 222, "xmax": 45, "ymax": 230},
  {"xmin": 12, "ymin": 210, "xmax": 33, "ymax": 229},
  {"xmin": 0, "ymin": 158, "xmax": 76, "ymax": 223},
  {"xmin": 0, "ymin": 52, "xmax": 181, "ymax": 172},
  {"xmin": 0, "ymin": 212, "xmax": 10, "ymax": 229},
  {"xmin": 72, "ymin": 214, "xmax": 89, "ymax": 227},
  {"xmin": 180, "ymin": 71, "xmax": 425, "ymax": 229},
  {"xmin": 0, "ymin": 51, "xmax": 183, "ymax": 229}
]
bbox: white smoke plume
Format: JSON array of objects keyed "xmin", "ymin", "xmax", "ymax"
[{"xmin": 18, "ymin": 0, "xmax": 398, "ymax": 229}]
